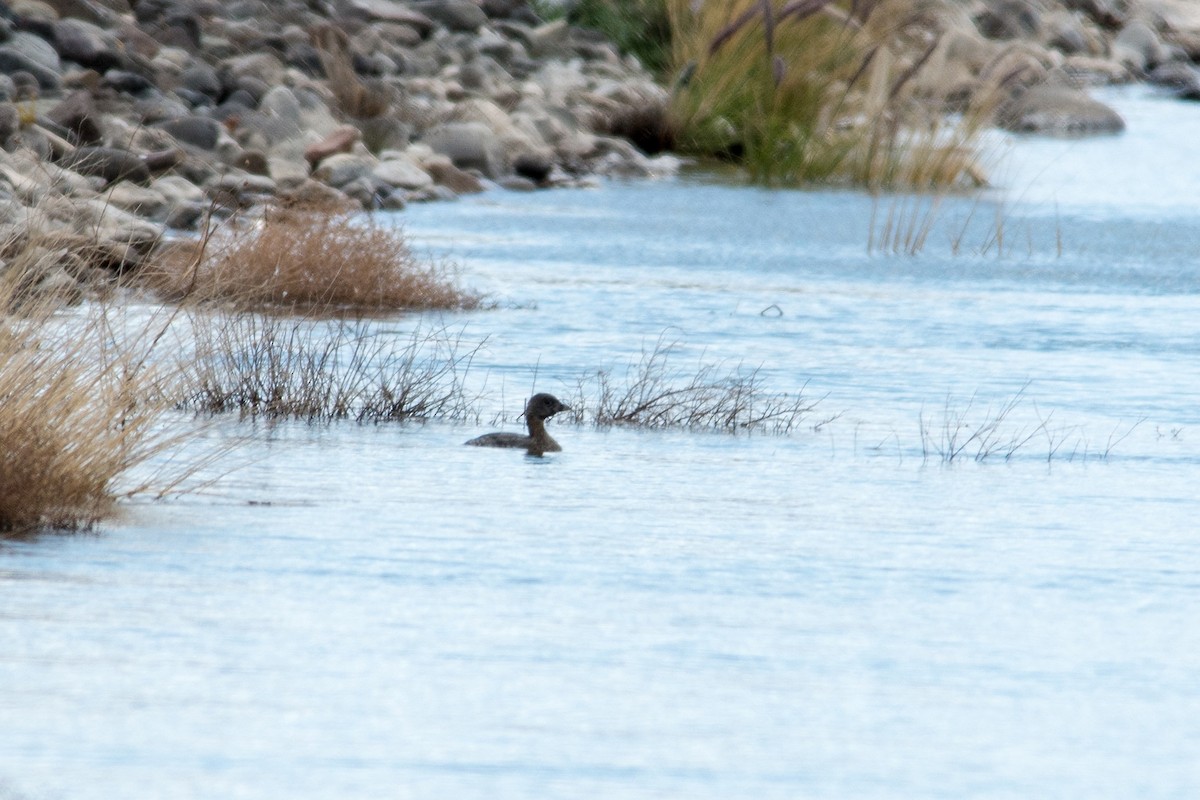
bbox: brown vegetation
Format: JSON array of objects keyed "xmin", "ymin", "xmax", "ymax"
[
  {"xmin": 146, "ymin": 204, "xmax": 481, "ymax": 314},
  {"xmin": 0, "ymin": 267, "xmax": 189, "ymax": 535},
  {"xmin": 567, "ymin": 335, "xmax": 825, "ymax": 434},
  {"xmin": 175, "ymin": 312, "xmax": 484, "ymax": 423}
]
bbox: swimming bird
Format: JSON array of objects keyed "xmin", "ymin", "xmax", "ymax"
[{"xmin": 466, "ymin": 393, "xmax": 570, "ymax": 455}]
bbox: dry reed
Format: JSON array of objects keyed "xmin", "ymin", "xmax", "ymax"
[
  {"xmin": 917, "ymin": 383, "xmax": 1142, "ymax": 464},
  {"xmin": 145, "ymin": 205, "xmax": 481, "ymax": 314},
  {"xmin": 567, "ymin": 335, "xmax": 822, "ymax": 433}
]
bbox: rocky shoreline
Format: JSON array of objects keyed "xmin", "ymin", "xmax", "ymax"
[{"xmin": 0, "ymin": 0, "xmax": 1198, "ymax": 293}]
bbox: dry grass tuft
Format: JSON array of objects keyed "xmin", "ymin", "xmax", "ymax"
[
  {"xmin": 0, "ymin": 267, "xmax": 196, "ymax": 535},
  {"xmin": 175, "ymin": 311, "xmax": 484, "ymax": 423},
  {"xmin": 567, "ymin": 335, "xmax": 823, "ymax": 434},
  {"xmin": 145, "ymin": 205, "xmax": 481, "ymax": 314}
]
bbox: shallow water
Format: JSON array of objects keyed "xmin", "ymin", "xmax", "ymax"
[{"xmin": 4, "ymin": 88, "xmax": 1200, "ymax": 799}]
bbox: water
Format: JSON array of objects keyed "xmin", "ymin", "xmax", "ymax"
[{"xmin": 4, "ymin": 88, "xmax": 1200, "ymax": 799}]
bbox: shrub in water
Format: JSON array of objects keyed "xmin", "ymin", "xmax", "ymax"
[{"xmin": 148, "ymin": 205, "xmax": 481, "ymax": 314}]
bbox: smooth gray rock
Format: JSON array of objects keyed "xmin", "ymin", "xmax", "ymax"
[
  {"xmin": 157, "ymin": 115, "xmax": 221, "ymax": 149},
  {"xmin": 0, "ymin": 46, "xmax": 62, "ymax": 91},
  {"xmin": 179, "ymin": 62, "xmax": 223, "ymax": 99},
  {"xmin": 423, "ymin": 121, "xmax": 503, "ymax": 177},
  {"xmin": 312, "ymin": 152, "xmax": 376, "ymax": 188},
  {"xmin": 205, "ymin": 170, "xmax": 278, "ymax": 196},
  {"xmin": 259, "ymin": 85, "xmax": 302, "ymax": 124},
  {"xmin": 104, "ymin": 182, "xmax": 170, "ymax": 220},
  {"xmin": 348, "ymin": 0, "xmax": 435, "ymax": 36},
  {"xmin": 104, "ymin": 68, "xmax": 156, "ymax": 94},
  {"xmin": 998, "ymin": 82, "xmax": 1125, "ymax": 135},
  {"xmin": 975, "ymin": 0, "xmax": 1042, "ymax": 40},
  {"xmin": 6, "ymin": 31, "xmax": 62, "ymax": 73},
  {"xmin": 61, "ymin": 146, "xmax": 153, "ymax": 184},
  {"xmin": 414, "ymin": 0, "xmax": 488, "ymax": 32},
  {"xmin": 372, "ymin": 157, "xmax": 433, "ymax": 190},
  {"xmin": 52, "ymin": 18, "xmax": 121, "ymax": 71},
  {"xmin": 0, "ymin": 102, "xmax": 19, "ymax": 143},
  {"xmin": 1112, "ymin": 20, "xmax": 1167, "ymax": 74},
  {"xmin": 45, "ymin": 88, "xmax": 103, "ymax": 143}
]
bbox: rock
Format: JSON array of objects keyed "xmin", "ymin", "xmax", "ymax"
[
  {"xmin": 413, "ymin": 0, "xmax": 488, "ymax": 32},
  {"xmin": 481, "ymin": 0, "xmax": 538, "ymax": 23},
  {"xmin": 45, "ymin": 89, "xmax": 103, "ymax": 143},
  {"xmin": 311, "ymin": 151, "xmax": 376, "ymax": 188},
  {"xmin": 41, "ymin": 0, "xmax": 113, "ymax": 24},
  {"xmin": 151, "ymin": 174, "xmax": 207, "ymax": 206},
  {"xmin": 6, "ymin": 30, "xmax": 62, "ymax": 73},
  {"xmin": 51, "ymin": 18, "xmax": 121, "ymax": 71},
  {"xmin": 267, "ymin": 148, "xmax": 311, "ymax": 189},
  {"xmin": 512, "ymin": 150, "xmax": 551, "ymax": 183},
  {"xmin": 61, "ymin": 146, "xmax": 153, "ymax": 184},
  {"xmin": 205, "ymin": 170, "xmax": 278, "ymax": 199},
  {"xmin": 347, "ymin": 0, "xmax": 435, "ymax": 36},
  {"xmin": 1112, "ymin": 20, "xmax": 1167, "ymax": 74},
  {"xmin": 358, "ymin": 114, "xmax": 412, "ymax": 153},
  {"xmin": 9, "ymin": 71, "xmax": 43, "ymax": 101},
  {"xmin": 975, "ymin": 0, "xmax": 1042, "ymax": 40},
  {"xmin": 424, "ymin": 156, "xmax": 484, "ymax": 193},
  {"xmin": 1062, "ymin": 0, "xmax": 1125, "ymax": 29},
  {"xmin": 0, "ymin": 45, "xmax": 62, "ymax": 91},
  {"xmin": 1147, "ymin": 61, "xmax": 1200, "ymax": 94},
  {"xmin": 103, "ymin": 182, "xmax": 169, "ymax": 220},
  {"xmin": 423, "ymin": 120, "xmax": 504, "ymax": 177},
  {"xmin": 0, "ymin": 103, "xmax": 19, "ymax": 143},
  {"xmin": 0, "ymin": 75, "xmax": 16, "ymax": 103},
  {"xmin": 338, "ymin": 175, "xmax": 385, "ymax": 207},
  {"xmin": 234, "ymin": 149, "xmax": 269, "ymax": 175},
  {"xmin": 277, "ymin": 178, "xmax": 358, "ymax": 210},
  {"xmin": 523, "ymin": 19, "xmax": 571, "ymax": 59},
  {"xmin": 157, "ymin": 114, "xmax": 221, "ymax": 149},
  {"xmin": 303, "ymin": 124, "xmax": 361, "ymax": 167},
  {"xmin": 222, "ymin": 52, "xmax": 287, "ymax": 87},
  {"xmin": 103, "ymin": 68, "xmax": 156, "ymax": 94},
  {"xmin": 141, "ymin": 147, "xmax": 184, "ymax": 173},
  {"xmin": 998, "ymin": 81, "xmax": 1125, "ymax": 135},
  {"xmin": 179, "ymin": 62, "xmax": 223, "ymax": 100},
  {"xmin": 165, "ymin": 202, "xmax": 206, "ymax": 229},
  {"xmin": 371, "ymin": 156, "xmax": 433, "ymax": 190},
  {"xmin": 38, "ymin": 266, "xmax": 85, "ymax": 304}
]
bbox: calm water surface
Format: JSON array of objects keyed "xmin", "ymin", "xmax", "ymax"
[{"xmin": 3, "ymin": 88, "xmax": 1200, "ymax": 799}]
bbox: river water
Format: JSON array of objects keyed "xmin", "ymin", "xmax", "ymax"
[{"xmin": 3, "ymin": 88, "xmax": 1199, "ymax": 798}]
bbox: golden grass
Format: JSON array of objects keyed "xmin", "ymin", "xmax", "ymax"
[
  {"xmin": 0, "ymin": 266, "xmax": 195, "ymax": 535},
  {"xmin": 145, "ymin": 204, "xmax": 481, "ymax": 314}
]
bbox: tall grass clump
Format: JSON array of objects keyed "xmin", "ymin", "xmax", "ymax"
[
  {"xmin": 666, "ymin": 0, "xmax": 995, "ymax": 189},
  {"xmin": 567, "ymin": 335, "xmax": 823, "ymax": 433},
  {"xmin": 0, "ymin": 263, "xmax": 193, "ymax": 535},
  {"xmin": 146, "ymin": 204, "xmax": 481, "ymax": 314},
  {"xmin": 175, "ymin": 311, "xmax": 484, "ymax": 423}
]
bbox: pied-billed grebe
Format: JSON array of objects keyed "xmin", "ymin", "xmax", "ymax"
[{"xmin": 466, "ymin": 393, "xmax": 570, "ymax": 455}]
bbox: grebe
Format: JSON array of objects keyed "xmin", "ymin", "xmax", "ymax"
[{"xmin": 465, "ymin": 393, "xmax": 570, "ymax": 455}]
